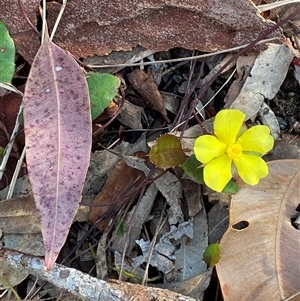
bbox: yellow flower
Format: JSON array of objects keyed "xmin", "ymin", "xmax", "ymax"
[{"xmin": 194, "ymin": 109, "xmax": 274, "ymax": 192}]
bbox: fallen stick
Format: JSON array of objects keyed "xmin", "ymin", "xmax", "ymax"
[{"xmin": 0, "ymin": 247, "xmax": 197, "ymax": 301}]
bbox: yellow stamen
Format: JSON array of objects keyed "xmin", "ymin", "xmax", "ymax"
[{"xmin": 226, "ymin": 143, "xmax": 242, "ymax": 160}]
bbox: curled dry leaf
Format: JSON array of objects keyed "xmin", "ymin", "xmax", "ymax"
[
  {"xmin": 216, "ymin": 159, "xmax": 300, "ymax": 301},
  {"xmin": 223, "ymin": 54, "xmax": 256, "ymax": 107},
  {"xmin": 258, "ymin": 102, "xmax": 281, "ymax": 139},
  {"xmin": 127, "ymin": 68, "xmax": 170, "ymax": 123}
]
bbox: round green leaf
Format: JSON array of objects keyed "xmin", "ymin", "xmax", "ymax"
[
  {"xmin": 149, "ymin": 134, "xmax": 186, "ymax": 170},
  {"xmin": 0, "ymin": 21, "xmax": 15, "ymax": 83},
  {"xmin": 86, "ymin": 72, "xmax": 120, "ymax": 120},
  {"xmin": 203, "ymin": 243, "xmax": 221, "ymax": 268}
]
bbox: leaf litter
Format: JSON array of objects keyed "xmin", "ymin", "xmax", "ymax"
[
  {"xmin": 0, "ymin": 1, "xmax": 300, "ymax": 301},
  {"xmin": 217, "ymin": 159, "xmax": 300, "ymax": 301},
  {"xmin": 23, "ymin": 36, "xmax": 92, "ymax": 270}
]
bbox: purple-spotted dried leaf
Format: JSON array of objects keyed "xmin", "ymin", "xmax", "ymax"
[
  {"xmin": 23, "ymin": 37, "xmax": 92, "ymax": 270},
  {"xmin": 149, "ymin": 134, "xmax": 186, "ymax": 170}
]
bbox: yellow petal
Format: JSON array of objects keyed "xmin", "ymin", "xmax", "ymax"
[
  {"xmin": 214, "ymin": 110, "xmax": 245, "ymax": 145},
  {"xmin": 234, "ymin": 154, "xmax": 269, "ymax": 185},
  {"xmin": 203, "ymin": 154, "xmax": 232, "ymax": 192},
  {"xmin": 237, "ymin": 125, "xmax": 274, "ymax": 155},
  {"xmin": 194, "ymin": 135, "xmax": 226, "ymax": 163}
]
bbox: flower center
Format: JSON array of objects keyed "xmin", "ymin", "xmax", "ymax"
[{"xmin": 226, "ymin": 143, "xmax": 243, "ymax": 160}]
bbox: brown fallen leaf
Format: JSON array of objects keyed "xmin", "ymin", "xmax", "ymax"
[
  {"xmin": 0, "ymin": 0, "xmax": 40, "ymax": 64},
  {"xmin": 117, "ymin": 99, "xmax": 144, "ymax": 130},
  {"xmin": 181, "ymin": 178, "xmax": 202, "ymax": 218},
  {"xmin": 216, "ymin": 159, "xmax": 300, "ymax": 301},
  {"xmin": 0, "ymin": 196, "xmax": 94, "ymax": 234},
  {"xmin": 264, "ymin": 137, "xmax": 300, "ymax": 161},
  {"xmin": 0, "ymin": 92, "xmax": 23, "ymax": 147},
  {"xmin": 127, "ymin": 68, "xmax": 170, "ymax": 123},
  {"xmin": 153, "ymin": 270, "xmax": 212, "ymax": 300},
  {"xmin": 46, "ymin": 0, "xmax": 282, "ymax": 58},
  {"xmin": 223, "ymin": 55, "xmax": 256, "ymax": 108},
  {"xmin": 88, "ymin": 152, "xmax": 148, "ymax": 231},
  {"xmin": 1, "ymin": 0, "xmax": 282, "ymax": 64},
  {"xmin": 0, "ymin": 92, "xmax": 25, "ymax": 190}
]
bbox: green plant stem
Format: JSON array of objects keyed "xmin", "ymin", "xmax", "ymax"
[
  {"xmin": 112, "ymin": 266, "xmax": 160, "ymax": 282},
  {"xmin": 0, "ymin": 276, "xmax": 21, "ymax": 300}
]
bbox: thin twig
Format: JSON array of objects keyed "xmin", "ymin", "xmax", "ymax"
[
  {"xmin": 282, "ymin": 291, "xmax": 300, "ymax": 301},
  {"xmin": 0, "ymin": 86, "xmax": 23, "ymax": 181},
  {"xmin": 6, "ymin": 146, "xmax": 26, "ymax": 199},
  {"xmin": 41, "ymin": 0, "xmax": 46, "ymax": 43},
  {"xmin": 88, "ymin": 38, "xmax": 279, "ymax": 69},
  {"xmin": 118, "ymin": 168, "xmax": 156, "ymax": 280},
  {"xmin": 50, "ymin": 0, "xmax": 68, "ymax": 41},
  {"xmin": 257, "ymin": 0, "xmax": 300, "ymax": 12},
  {"xmin": 199, "ymin": 67, "xmax": 237, "ymax": 112},
  {"xmin": 172, "ymin": 56, "xmax": 198, "ymax": 127},
  {"xmin": 142, "ymin": 208, "xmax": 167, "ymax": 285},
  {"xmin": 17, "ymin": 0, "xmax": 40, "ymax": 36},
  {"xmin": 169, "ymin": 68, "xmax": 236, "ymax": 134}
]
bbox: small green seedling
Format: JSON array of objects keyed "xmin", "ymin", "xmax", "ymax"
[
  {"xmin": 149, "ymin": 134, "xmax": 186, "ymax": 170},
  {"xmin": 203, "ymin": 243, "xmax": 221, "ymax": 268},
  {"xmin": 86, "ymin": 72, "xmax": 120, "ymax": 120}
]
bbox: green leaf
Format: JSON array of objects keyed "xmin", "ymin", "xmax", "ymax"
[
  {"xmin": 183, "ymin": 155, "xmax": 238, "ymax": 193},
  {"xmin": 86, "ymin": 72, "xmax": 120, "ymax": 120},
  {"xmin": 182, "ymin": 154, "xmax": 204, "ymax": 184},
  {"xmin": 223, "ymin": 178, "xmax": 238, "ymax": 193},
  {"xmin": 0, "ymin": 21, "xmax": 15, "ymax": 83},
  {"xmin": 203, "ymin": 243, "xmax": 221, "ymax": 268},
  {"xmin": 116, "ymin": 217, "xmax": 124, "ymax": 236},
  {"xmin": 0, "ymin": 147, "xmax": 4, "ymax": 163},
  {"xmin": 149, "ymin": 134, "xmax": 186, "ymax": 170}
]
